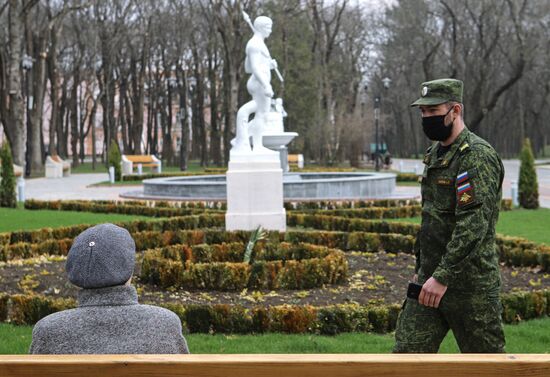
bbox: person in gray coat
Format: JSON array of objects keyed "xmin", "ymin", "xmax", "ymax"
[{"xmin": 29, "ymin": 223, "xmax": 189, "ymax": 354}]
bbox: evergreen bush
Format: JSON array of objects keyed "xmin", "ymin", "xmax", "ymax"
[
  {"xmin": 518, "ymin": 138, "xmax": 539, "ymax": 209},
  {"xmin": 0, "ymin": 142, "xmax": 17, "ymax": 207},
  {"xmin": 108, "ymin": 140, "xmax": 122, "ymax": 181}
]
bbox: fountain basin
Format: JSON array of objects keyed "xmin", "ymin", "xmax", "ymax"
[{"xmin": 122, "ymin": 172, "xmax": 397, "ymax": 201}]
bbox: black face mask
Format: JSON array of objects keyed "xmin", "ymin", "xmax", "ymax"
[{"xmin": 422, "ymin": 107, "xmax": 454, "ymax": 141}]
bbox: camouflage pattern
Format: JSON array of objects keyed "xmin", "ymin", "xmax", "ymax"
[
  {"xmin": 411, "ymin": 78, "xmax": 463, "ymax": 107},
  {"xmin": 394, "ymin": 292, "xmax": 505, "ymax": 353},
  {"xmin": 394, "ymin": 127, "xmax": 506, "ymax": 353}
]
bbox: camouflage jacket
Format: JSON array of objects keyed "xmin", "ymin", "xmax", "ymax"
[{"xmin": 415, "ymin": 127, "xmax": 504, "ymax": 292}]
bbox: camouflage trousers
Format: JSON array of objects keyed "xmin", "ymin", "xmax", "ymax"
[{"xmin": 393, "ymin": 291, "xmax": 505, "ymax": 353}]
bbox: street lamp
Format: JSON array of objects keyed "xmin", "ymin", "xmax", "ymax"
[
  {"xmin": 374, "ymin": 77, "xmax": 391, "ymax": 172},
  {"xmin": 374, "ymin": 96, "xmax": 381, "ymax": 171},
  {"xmin": 22, "ymin": 54, "xmax": 34, "ymax": 177}
]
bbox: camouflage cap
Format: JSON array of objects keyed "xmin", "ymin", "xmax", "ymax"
[{"xmin": 411, "ymin": 78, "xmax": 463, "ymax": 107}]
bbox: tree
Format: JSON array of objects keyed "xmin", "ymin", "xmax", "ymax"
[
  {"xmin": 0, "ymin": 142, "xmax": 17, "ymax": 208},
  {"xmin": 518, "ymin": 138, "xmax": 539, "ymax": 209}
]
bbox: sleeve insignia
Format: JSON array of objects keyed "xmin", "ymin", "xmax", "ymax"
[
  {"xmin": 457, "ymin": 182, "xmax": 475, "ymax": 206},
  {"xmin": 456, "ymin": 171, "xmax": 469, "ymax": 185}
]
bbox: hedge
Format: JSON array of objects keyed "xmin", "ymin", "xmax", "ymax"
[
  {"xmin": 287, "ymin": 214, "xmax": 421, "ymax": 235},
  {"xmin": 24, "ymin": 200, "xmax": 223, "ymax": 218},
  {"xmin": 7, "ymin": 227, "xmax": 550, "ymax": 272},
  {"xmin": 0, "ymin": 238, "xmax": 73, "ymax": 261},
  {"xmin": 141, "ymin": 242, "xmax": 348, "ymax": 290},
  {"xmin": 0, "ymin": 214, "xmax": 225, "ymax": 246},
  {"xmin": 295, "ymin": 205, "xmax": 422, "ymax": 219},
  {"xmin": 2, "ymin": 290, "xmax": 549, "ymax": 333},
  {"xmin": 284, "ymin": 199, "xmax": 420, "ymax": 210}
]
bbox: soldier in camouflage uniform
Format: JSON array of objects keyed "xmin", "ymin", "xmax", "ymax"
[{"xmin": 393, "ymin": 79, "xmax": 506, "ymax": 353}]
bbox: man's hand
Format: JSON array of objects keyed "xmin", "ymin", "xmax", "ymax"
[
  {"xmin": 270, "ymin": 59, "xmax": 278, "ymax": 69},
  {"xmin": 418, "ymin": 277, "xmax": 447, "ymax": 308}
]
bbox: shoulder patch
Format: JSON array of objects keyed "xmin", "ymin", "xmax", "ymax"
[{"xmin": 459, "ymin": 143, "xmax": 470, "ymax": 152}]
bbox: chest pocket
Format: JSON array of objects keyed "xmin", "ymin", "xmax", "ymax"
[{"xmin": 430, "ymin": 171, "xmax": 456, "ymax": 211}]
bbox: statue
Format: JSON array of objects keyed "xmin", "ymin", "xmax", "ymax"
[{"xmin": 231, "ymin": 15, "xmax": 284, "ymax": 154}]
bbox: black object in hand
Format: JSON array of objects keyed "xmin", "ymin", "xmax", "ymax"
[{"xmin": 407, "ymin": 282, "xmax": 423, "ymax": 300}]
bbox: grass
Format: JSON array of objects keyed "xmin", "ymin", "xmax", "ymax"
[
  {"xmin": 396, "ymin": 181, "xmax": 420, "ymax": 187},
  {"xmin": 2, "ymin": 317, "xmax": 550, "ymax": 354},
  {"xmin": 390, "ymin": 208, "xmax": 550, "ymax": 245},
  {"xmin": 0, "ymin": 207, "xmax": 151, "ymax": 232}
]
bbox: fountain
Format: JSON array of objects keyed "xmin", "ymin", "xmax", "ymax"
[{"xmin": 122, "ymin": 13, "xmax": 397, "ymax": 208}]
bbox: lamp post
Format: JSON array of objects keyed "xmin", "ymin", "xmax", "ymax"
[
  {"xmin": 374, "ymin": 96, "xmax": 381, "ymax": 171},
  {"xmin": 22, "ymin": 54, "xmax": 33, "ymax": 177},
  {"xmin": 374, "ymin": 77, "xmax": 391, "ymax": 172}
]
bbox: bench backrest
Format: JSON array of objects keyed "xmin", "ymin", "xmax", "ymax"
[
  {"xmin": 288, "ymin": 154, "xmax": 301, "ymax": 163},
  {"xmin": 0, "ymin": 354, "xmax": 549, "ymax": 377},
  {"xmin": 124, "ymin": 155, "xmax": 156, "ymax": 164}
]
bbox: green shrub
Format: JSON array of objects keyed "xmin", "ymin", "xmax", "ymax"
[
  {"xmin": 10, "ymin": 295, "xmax": 76, "ymax": 325},
  {"xmin": 0, "ymin": 294, "xmax": 8, "ymax": 322},
  {"xmin": 2, "ymin": 290, "xmax": 550, "ymax": 333},
  {"xmin": 0, "ymin": 142, "xmax": 17, "ymax": 207},
  {"xmin": 518, "ymin": 138, "xmax": 539, "ymax": 209},
  {"xmin": 108, "ymin": 140, "xmax": 122, "ymax": 181},
  {"xmin": 317, "ymin": 304, "xmax": 370, "ymax": 335},
  {"xmin": 140, "ymin": 243, "xmax": 348, "ymax": 290}
]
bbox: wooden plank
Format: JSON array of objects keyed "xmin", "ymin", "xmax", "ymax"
[{"xmin": 1, "ymin": 354, "xmax": 550, "ymax": 377}]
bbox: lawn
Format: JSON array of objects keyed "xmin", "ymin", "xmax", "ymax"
[
  {"xmin": 2, "ymin": 317, "xmax": 550, "ymax": 354},
  {"xmin": 0, "ymin": 207, "xmax": 151, "ymax": 232},
  {"xmin": 390, "ymin": 208, "xmax": 550, "ymax": 245}
]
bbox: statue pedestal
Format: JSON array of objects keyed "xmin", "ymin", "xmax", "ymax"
[{"xmin": 225, "ymin": 152, "xmax": 286, "ymax": 231}]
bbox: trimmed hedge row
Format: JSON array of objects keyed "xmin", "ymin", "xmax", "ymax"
[
  {"xmin": 0, "ymin": 238, "xmax": 73, "ymax": 262},
  {"xmin": 141, "ymin": 242, "xmax": 348, "ymax": 290},
  {"xmin": 10, "ymin": 226, "xmax": 550, "ymax": 272},
  {"xmin": 288, "ymin": 214, "xmax": 421, "ymax": 236},
  {"xmin": 24, "ymin": 200, "xmax": 223, "ymax": 218},
  {"xmin": 2, "ymin": 289, "xmax": 549, "ymax": 333},
  {"xmin": 296, "ymin": 205, "xmax": 422, "ymax": 219},
  {"xmin": 285, "ymin": 199, "xmax": 420, "ymax": 210},
  {"xmin": 498, "ymin": 236, "xmax": 550, "ymax": 271},
  {"xmin": 0, "ymin": 214, "xmax": 225, "ymax": 246},
  {"xmin": 0, "ymin": 229, "xmax": 415, "ymax": 262},
  {"xmin": 26, "ymin": 199, "xmax": 425, "ymax": 215}
]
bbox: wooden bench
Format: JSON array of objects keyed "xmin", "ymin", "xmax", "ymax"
[
  {"xmin": 45, "ymin": 155, "xmax": 71, "ymax": 178},
  {"xmin": 121, "ymin": 155, "xmax": 162, "ymax": 176},
  {"xmin": 1, "ymin": 354, "xmax": 549, "ymax": 377},
  {"xmin": 288, "ymin": 154, "xmax": 304, "ymax": 169}
]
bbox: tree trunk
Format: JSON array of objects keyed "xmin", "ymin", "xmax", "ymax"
[
  {"xmin": 5, "ymin": 0, "xmax": 26, "ymax": 165},
  {"xmin": 70, "ymin": 70, "xmax": 79, "ymax": 166}
]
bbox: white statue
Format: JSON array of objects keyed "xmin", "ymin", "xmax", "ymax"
[{"xmin": 231, "ymin": 15, "xmax": 283, "ymax": 154}]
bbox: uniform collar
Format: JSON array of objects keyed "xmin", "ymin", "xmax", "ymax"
[
  {"xmin": 78, "ymin": 284, "xmax": 139, "ymax": 307},
  {"xmin": 426, "ymin": 127, "xmax": 470, "ymax": 169}
]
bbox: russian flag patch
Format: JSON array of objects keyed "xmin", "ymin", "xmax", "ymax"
[
  {"xmin": 457, "ymin": 171, "xmax": 469, "ymax": 185},
  {"xmin": 457, "ymin": 182, "xmax": 472, "ymax": 193}
]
